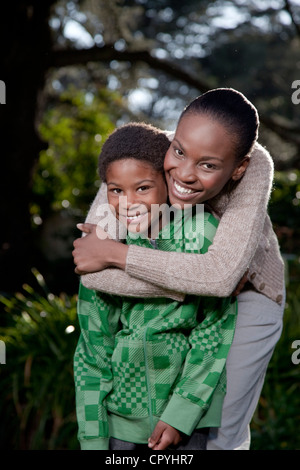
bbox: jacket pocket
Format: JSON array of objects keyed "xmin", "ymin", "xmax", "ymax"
[
  {"xmin": 145, "ymin": 337, "xmax": 189, "ymax": 416},
  {"xmin": 108, "ymin": 338, "xmax": 149, "ymax": 416}
]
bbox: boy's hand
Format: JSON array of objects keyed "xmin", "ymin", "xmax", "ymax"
[{"xmin": 148, "ymin": 421, "xmax": 182, "ymax": 450}]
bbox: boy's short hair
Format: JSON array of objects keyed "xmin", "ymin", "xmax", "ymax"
[{"xmin": 98, "ymin": 122, "xmax": 171, "ymax": 182}]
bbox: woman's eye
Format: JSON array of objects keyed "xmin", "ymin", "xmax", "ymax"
[
  {"xmin": 203, "ymin": 163, "xmax": 216, "ymax": 170},
  {"xmin": 175, "ymin": 148, "xmax": 184, "ymax": 157}
]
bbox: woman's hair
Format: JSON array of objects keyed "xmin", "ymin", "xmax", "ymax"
[
  {"xmin": 98, "ymin": 122, "xmax": 171, "ymax": 182},
  {"xmin": 179, "ymin": 88, "xmax": 259, "ymax": 162}
]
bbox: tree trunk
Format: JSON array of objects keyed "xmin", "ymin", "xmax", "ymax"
[{"xmin": 0, "ymin": 1, "xmax": 54, "ymax": 293}]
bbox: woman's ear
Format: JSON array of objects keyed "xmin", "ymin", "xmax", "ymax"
[{"xmin": 231, "ymin": 156, "xmax": 250, "ymax": 181}]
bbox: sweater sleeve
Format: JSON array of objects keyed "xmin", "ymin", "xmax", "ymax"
[
  {"xmin": 125, "ymin": 142, "xmax": 274, "ymax": 297},
  {"xmin": 74, "ymin": 282, "xmax": 121, "ymax": 450}
]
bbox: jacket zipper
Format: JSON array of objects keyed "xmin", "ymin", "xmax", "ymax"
[{"xmin": 143, "ymin": 238, "xmax": 157, "ymax": 433}]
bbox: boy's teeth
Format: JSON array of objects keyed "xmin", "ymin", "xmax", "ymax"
[
  {"xmin": 174, "ymin": 181, "xmax": 194, "ymax": 194},
  {"xmin": 127, "ymin": 213, "xmax": 147, "ymax": 220}
]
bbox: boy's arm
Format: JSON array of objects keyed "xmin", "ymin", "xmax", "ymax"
[
  {"xmin": 158, "ymin": 296, "xmax": 237, "ymax": 437},
  {"xmin": 74, "ymin": 282, "xmax": 121, "ymax": 450},
  {"xmin": 149, "ymin": 212, "xmax": 235, "ymax": 444}
]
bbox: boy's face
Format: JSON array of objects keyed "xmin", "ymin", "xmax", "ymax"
[
  {"xmin": 164, "ymin": 113, "xmax": 249, "ymax": 208},
  {"xmin": 106, "ymin": 158, "xmax": 168, "ymax": 237}
]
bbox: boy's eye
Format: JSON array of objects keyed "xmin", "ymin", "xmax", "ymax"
[
  {"xmin": 137, "ymin": 186, "xmax": 150, "ymax": 192},
  {"xmin": 111, "ymin": 188, "xmax": 122, "ymax": 194}
]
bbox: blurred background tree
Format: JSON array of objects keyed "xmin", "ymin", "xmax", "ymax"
[
  {"xmin": 0, "ymin": 0, "xmax": 299, "ymax": 450},
  {"xmin": 1, "ymin": 0, "xmax": 300, "ymax": 293}
]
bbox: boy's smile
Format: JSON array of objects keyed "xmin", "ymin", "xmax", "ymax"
[
  {"xmin": 106, "ymin": 158, "xmax": 168, "ymax": 237},
  {"xmin": 164, "ymin": 114, "xmax": 249, "ymax": 208}
]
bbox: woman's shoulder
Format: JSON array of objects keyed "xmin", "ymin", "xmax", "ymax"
[{"xmin": 251, "ymin": 141, "xmax": 274, "ymax": 162}]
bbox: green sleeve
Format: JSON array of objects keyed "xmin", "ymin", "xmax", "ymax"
[
  {"xmin": 160, "ymin": 211, "xmax": 237, "ymax": 435},
  {"xmin": 74, "ymin": 282, "xmax": 121, "ymax": 450},
  {"xmin": 160, "ymin": 296, "xmax": 237, "ymax": 435}
]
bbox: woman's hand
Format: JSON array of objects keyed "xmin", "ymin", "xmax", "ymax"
[
  {"xmin": 231, "ymin": 269, "xmax": 249, "ymax": 296},
  {"xmin": 77, "ymin": 222, "xmax": 112, "ymax": 240},
  {"xmin": 72, "ymin": 223, "xmax": 128, "ymax": 274},
  {"xmin": 148, "ymin": 421, "xmax": 182, "ymax": 450}
]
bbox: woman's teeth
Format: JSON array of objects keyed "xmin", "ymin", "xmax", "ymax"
[{"xmin": 174, "ymin": 180, "xmax": 194, "ymax": 194}]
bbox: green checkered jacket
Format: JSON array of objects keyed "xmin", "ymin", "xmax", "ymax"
[{"xmin": 74, "ymin": 209, "xmax": 237, "ymax": 450}]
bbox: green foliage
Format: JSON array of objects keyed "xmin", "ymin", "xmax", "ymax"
[
  {"xmin": 0, "ymin": 263, "xmax": 299, "ymax": 450},
  {"xmin": 270, "ymin": 170, "xmax": 300, "ymax": 232},
  {"xmin": 0, "ymin": 269, "xmax": 80, "ymax": 450},
  {"xmin": 32, "ymin": 86, "xmax": 123, "ymax": 220},
  {"xmin": 268, "ymin": 170, "xmax": 300, "ymax": 256},
  {"xmin": 251, "ymin": 259, "xmax": 300, "ymax": 450}
]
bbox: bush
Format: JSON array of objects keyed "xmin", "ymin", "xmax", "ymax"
[
  {"xmin": 1, "ymin": 263, "xmax": 299, "ymax": 450},
  {"xmin": 250, "ymin": 258, "xmax": 300, "ymax": 450},
  {"xmin": 0, "ymin": 269, "xmax": 80, "ymax": 450}
]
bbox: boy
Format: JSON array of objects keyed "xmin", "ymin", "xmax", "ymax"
[{"xmin": 73, "ymin": 122, "xmax": 237, "ymax": 450}]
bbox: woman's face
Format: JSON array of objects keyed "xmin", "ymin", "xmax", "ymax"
[{"xmin": 164, "ymin": 113, "xmax": 249, "ymax": 208}]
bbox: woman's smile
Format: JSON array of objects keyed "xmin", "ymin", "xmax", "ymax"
[{"xmin": 169, "ymin": 175, "xmax": 202, "ymax": 201}]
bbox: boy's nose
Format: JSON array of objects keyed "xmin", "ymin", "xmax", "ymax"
[
  {"xmin": 126, "ymin": 193, "xmax": 141, "ymax": 208},
  {"xmin": 118, "ymin": 195, "xmax": 143, "ymax": 213}
]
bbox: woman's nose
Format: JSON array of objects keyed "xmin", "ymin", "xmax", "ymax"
[{"xmin": 177, "ymin": 162, "xmax": 197, "ymax": 183}]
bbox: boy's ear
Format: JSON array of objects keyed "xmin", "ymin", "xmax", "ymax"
[{"xmin": 231, "ymin": 157, "xmax": 250, "ymax": 181}]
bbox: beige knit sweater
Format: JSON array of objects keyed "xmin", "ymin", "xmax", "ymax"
[{"xmin": 81, "ymin": 142, "xmax": 285, "ymax": 305}]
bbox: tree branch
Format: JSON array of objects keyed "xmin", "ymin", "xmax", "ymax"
[
  {"xmin": 284, "ymin": 0, "xmax": 300, "ymax": 37},
  {"xmin": 49, "ymin": 45, "xmax": 211, "ymax": 93},
  {"xmin": 49, "ymin": 44, "xmax": 300, "ymax": 145}
]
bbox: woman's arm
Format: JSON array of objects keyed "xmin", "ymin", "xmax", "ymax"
[
  {"xmin": 124, "ymin": 142, "xmax": 274, "ymax": 297},
  {"xmin": 77, "ymin": 142, "xmax": 273, "ymax": 298}
]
